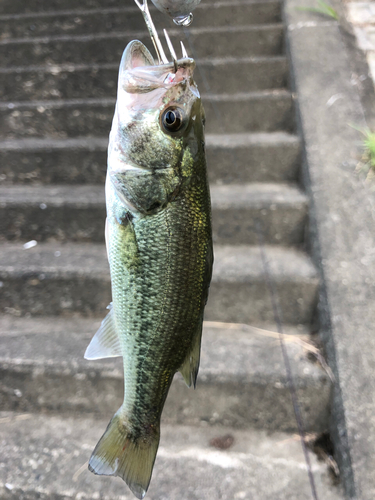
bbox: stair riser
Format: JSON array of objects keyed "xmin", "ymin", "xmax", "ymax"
[
  {"xmin": 0, "ymin": 273, "xmax": 318, "ymax": 324},
  {"xmin": 1, "ymin": 95, "xmax": 294, "ymax": 138},
  {"xmin": 206, "ymin": 280, "xmax": 318, "ymax": 324},
  {"xmin": 0, "ymin": 0, "xmax": 281, "ymax": 19},
  {"xmin": 207, "ymin": 139, "xmax": 301, "ymax": 184},
  {"xmin": 0, "ymin": 27, "xmax": 283, "ymax": 68},
  {"xmin": 0, "ymin": 139, "xmax": 300, "ymax": 185},
  {"xmin": 0, "ymin": 146, "xmax": 108, "ymax": 185},
  {"xmin": 0, "ymin": 199, "xmax": 307, "ymax": 246},
  {"xmin": 0, "ymin": 364, "xmax": 329, "ymax": 433},
  {"xmin": 0, "ymin": 3, "xmax": 282, "ymax": 38},
  {"xmin": 0, "ymin": 59, "xmax": 287, "ymax": 101}
]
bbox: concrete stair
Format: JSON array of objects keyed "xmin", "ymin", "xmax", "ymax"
[
  {"xmin": 0, "ymin": 56, "xmax": 288, "ymax": 100},
  {"xmin": 0, "ymin": 243, "xmax": 318, "ymax": 323},
  {"xmin": 0, "ymin": 183, "xmax": 308, "ymax": 245},
  {"xmin": 0, "ymin": 1, "xmax": 282, "ymax": 35},
  {"xmin": 0, "ymin": 92, "xmax": 294, "ymax": 137},
  {"xmin": 0, "ymin": 132, "xmax": 300, "ymax": 185},
  {"xmin": 0, "ymin": 317, "xmax": 329, "ymax": 432},
  {"xmin": 0, "ymin": 414, "xmax": 342, "ymax": 500},
  {"xmin": 0, "ymin": 25, "xmax": 284, "ymax": 64},
  {"xmin": 0, "ymin": 0, "xmax": 343, "ymax": 499}
]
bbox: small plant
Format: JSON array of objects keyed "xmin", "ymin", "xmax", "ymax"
[
  {"xmin": 353, "ymin": 126, "xmax": 375, "ymax": 185},
  {"xmin": 297, "ymin": 0, "xmax": 339, "ymax": 20}
]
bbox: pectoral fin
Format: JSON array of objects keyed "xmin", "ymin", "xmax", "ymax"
[
  {"xmin": 178, "ymin": 320, "xmax": 203, "ymax": 388},
  {"xmin": 84, "ymin": 304, "xmax": 122, "ymax": 360}
]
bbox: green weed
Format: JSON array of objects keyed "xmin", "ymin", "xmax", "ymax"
[
  {"xmin": 296, "ymin": 0, "xmax": 339, "ymax": 20},
  {"xmin": 352, "ymin": 126, "xmax": 375, "ymax": 185}
]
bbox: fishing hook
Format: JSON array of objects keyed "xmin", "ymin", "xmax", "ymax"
[{"xmin": 133, "ymin": 0, "xmax": 168, "ymax": 64}]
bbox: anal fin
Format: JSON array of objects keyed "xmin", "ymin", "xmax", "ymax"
[
  {"xmin": 178, "ymin": 320, "xmax": 203, "ymax": 388},
  {"xmin": 84, "ymin": 303, "xmax": 122, "ymax": 360}
]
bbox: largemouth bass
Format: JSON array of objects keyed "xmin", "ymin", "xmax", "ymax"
[{"xmin": 84, "ymin": 39, "xmax": 213, "ymax": 499}]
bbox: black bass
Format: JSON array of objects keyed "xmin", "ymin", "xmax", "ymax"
[{"xmin": 85, "ymin": 39, "xmax": 213, "ymax": 499}]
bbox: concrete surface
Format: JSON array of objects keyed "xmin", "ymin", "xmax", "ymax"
[
  {"xmin": 0, "ymin": 57, "xmax": 288, "ymax": 100},
  {"xmin": 0, "ymin": 317, "xmax": 331, "ymax": 431},
  {"xmin": 0, "ymin": 413, "xmax": 344, "ymax": 500},
  {"xmin": 0, "ymin": 0, "xmax": 281, "ymax": 21},
  {"xmin": 0, "ymin": 0, "xmax": 340, "ymax": 499},
  {"xmin": 285, "ymin": 0, "xmax": 375, "ymax": 497},
  {"xmin": 0, "ymin": 1, "xmax": 281, "ymax": 37},
  {"xmin": 0, "ymin": 25, "xmax": 283, "ymax": 67},
  {"xmin": 0, "ymin": 242, "xmax": 319, "ymax": 323},
  {"xmin": 346, "ymin": 1, "xmax": 375, "ymax": 88},
  {"xmin": 0, "ymin": 91, "xmax": 294, "ymax": 137},
  {"xmin": 0, "ymin": 183, "xmax": 308, "ymax": 245},
  {"xmin": 0, "ymin": 132, "xmax": 301, "ymax": 185}
]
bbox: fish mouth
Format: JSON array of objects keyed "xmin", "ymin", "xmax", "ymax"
[
  {"xmin": 119, "ymin": 40, "xmax": 196, "ymax": 95},
  {"xmin": 120, "ymin": 1, "xmax": 196, "ymax": 94},
  {"xmin": 134, "ymin": 0, "xmax": 191, "ymax": 67}
]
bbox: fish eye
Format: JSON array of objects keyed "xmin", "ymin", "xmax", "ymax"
[{"xmin": 161, "ymin": 107, "xmax": 185, "ymax": 134}]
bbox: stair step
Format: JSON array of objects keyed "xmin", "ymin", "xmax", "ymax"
[
  {"xmin": 0, "ymin": 0, "xmax": 281, "ymax": 20},
  {"xmin": 0, "ymin": 412, "xmax": 342, "ymax": 500},
  {"xmin": 0, "ymin": 315, "xmax": 329, "ymax": 431},
  {"xmin": 0, "ymin": 133, "xmax": 301, "ymax": 185},
  {"xmin": 207, "ymin": 132, "xmax": 301, "ymax": 183},
  {"xmin": 0, "ymin": 1, "xmax": 282, "ymax": 38},
  {"xmin": 0, "ymin": 183, "xmax": 308, "ymax": 246},
  {"xmin": 0, "ymin": 92, "xmax": 294, "ymax": 138},
  {"xmin": 0, "ymin": 56, "xmax": 288, "ymax": 101},
  {"xmin": 0, "ymin": 25, "xmax": 284, "ymax": 68},
  {"xmin": 212, "ymin": 183, "xmax": 307, "ymax": 245},
  {"xmin": 0, "ymin": 243, "xmax": 319, "ymax": 324}
]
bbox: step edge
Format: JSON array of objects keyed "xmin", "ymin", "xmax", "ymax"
[{"xmin": 0, "ymin": 23, "xmax": 283, "ymax": 46}]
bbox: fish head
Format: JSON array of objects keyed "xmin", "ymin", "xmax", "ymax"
[
  {"xmin": 108, "ymin": 40, "xmax": 205, "ymax": 215},
  {"xmin": 110, "ymin": 40, "xmax": 204, "ymax": 172}
]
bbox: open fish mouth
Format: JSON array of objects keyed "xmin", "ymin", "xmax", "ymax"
[
  {"xmin": 133, "ymin": 0, "xmax": 191, "ymax": 69},
  {"xmin": 119, "ymin": 46, "xmax": 197, "ymax": 95}
]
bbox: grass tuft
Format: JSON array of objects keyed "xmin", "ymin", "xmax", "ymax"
[
  {"xmin": 352, "ymin": 126, "xmax": 375, "ymax": 185},
  {"xmin": 296, "ymin": 0, "xmax": 339, "ymax": 20}
]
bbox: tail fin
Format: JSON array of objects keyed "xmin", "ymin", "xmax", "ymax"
[{"xmin": 88, "ymin": 411, "xmax": 160, "ymax": 499}]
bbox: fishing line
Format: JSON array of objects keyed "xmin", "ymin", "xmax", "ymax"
[
  {"xmin": 183, "ymin": 27, "xmax": 221, "ymax": 123},
  {"xmin": 183, "ymin": 23, "xmax": 320, "ymax": 500},
  {"xmin": 255, "ymin": 220, "xmax": 319, "ymax": 500}
]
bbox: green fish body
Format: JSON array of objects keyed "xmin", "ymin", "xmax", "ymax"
[{"xmin": 85, "ymin": 40, "xmax": 213, "ymax": 499}]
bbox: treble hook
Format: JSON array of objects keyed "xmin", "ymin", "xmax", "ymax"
[
  {"xmin": 133, "ymin": 0, "xmax": 168, "ymax": 65},
  {"xmin": 163, "ymin": 29, "xmax": 178, "ymax": 72},
  {"xmin": 180, "ymin": 41, "xmax": 188, "ymax": 58}
]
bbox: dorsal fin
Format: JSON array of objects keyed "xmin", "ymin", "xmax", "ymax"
[{"xmin": 84, "ymin": 304, "xmax": 122, "ymax": 360}]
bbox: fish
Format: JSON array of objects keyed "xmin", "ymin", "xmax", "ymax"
[
  {"xmin": 84, "ymin": 37, "xmax": 213, "ymax": 499},
  {"xmin": 150, "ymin": 0, "xmax": 201, "ymax": 25}
]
